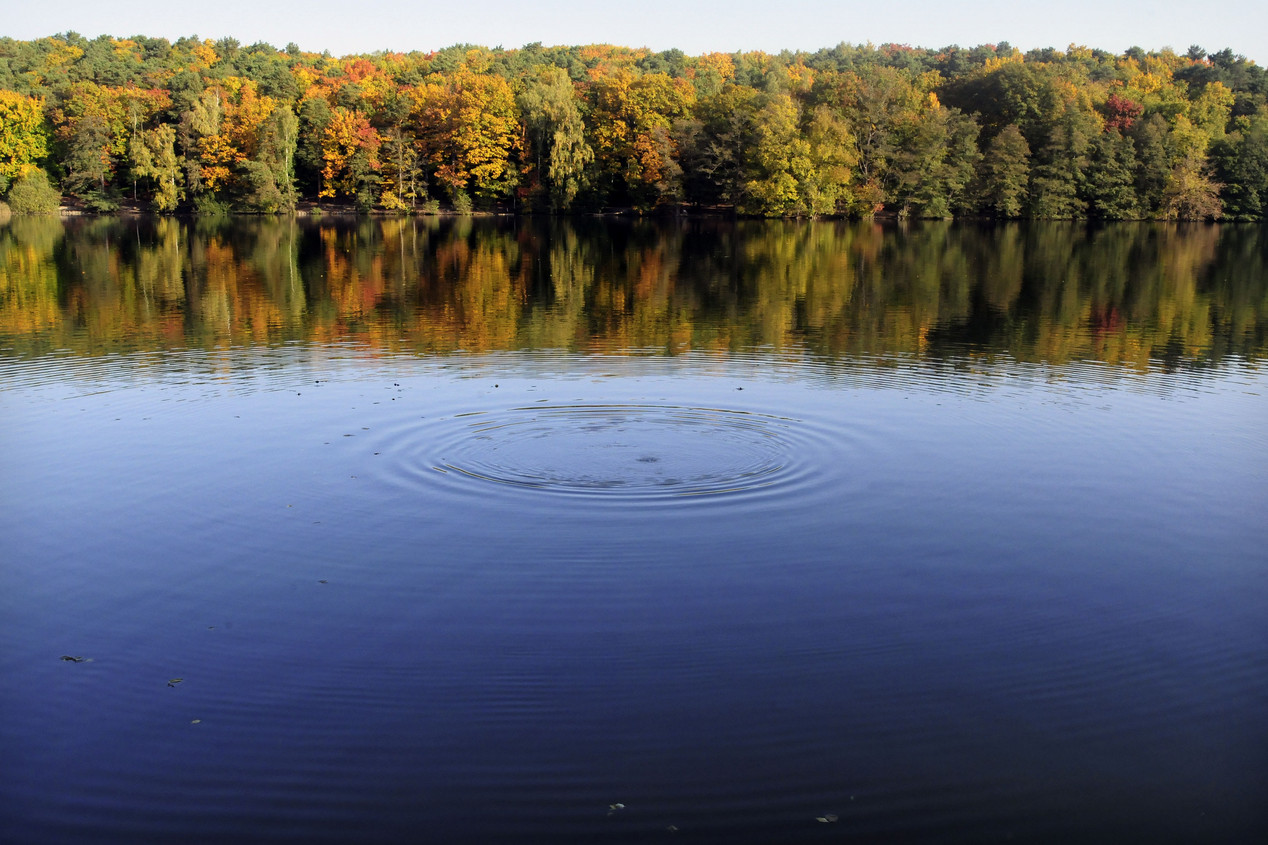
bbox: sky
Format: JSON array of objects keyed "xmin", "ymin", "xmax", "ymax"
[{"xmin": 4, "ymin": 0, "xmax": 1266, "ymax": 64}]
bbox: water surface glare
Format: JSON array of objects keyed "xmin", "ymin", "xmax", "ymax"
[{"xmin": 1, "ymin": 218, "xmax": 1266, "ymax": 844}]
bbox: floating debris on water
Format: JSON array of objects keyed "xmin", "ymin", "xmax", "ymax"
[
  {"xmin": 60, "ymin": 655, "xmax": 89, "ymax": 663},
  {"xmin": 168, "ymin": 678, "xmax": 184, "ymax": 687},
  {"xmin": 190, "ymin": 719, "xmax": 201, "ymax": 724},
  {"xmin": 607, "ymin": 803, "xmax": 625, "ymax": 816},
  {"xmin": 816, "ymin": 813, "xmax": 838, "ymax": 823}
]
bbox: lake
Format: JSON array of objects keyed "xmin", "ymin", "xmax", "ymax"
[{"xmin": 1, "ymin": 216, "xmax": 1265, "ymax": 844}]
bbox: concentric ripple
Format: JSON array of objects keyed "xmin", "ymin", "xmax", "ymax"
[{"xmin": 430, "ymin": 404, "xmax": 794, "ymax": 499}]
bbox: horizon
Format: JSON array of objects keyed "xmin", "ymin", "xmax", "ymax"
[
  {"xmin": 7, "ymin": 30, "xmax": 1263, "ymax": 66},
  {"xmin": 5, "ymin": 0, "xmax": 1267, "ymax": 65}
]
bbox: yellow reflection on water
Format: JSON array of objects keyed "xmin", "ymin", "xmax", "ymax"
[{"xmin": 0, "ymin": 216, "xmax": 1260, "ymax": 369}]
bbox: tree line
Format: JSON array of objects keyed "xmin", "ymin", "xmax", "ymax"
[{"xmin": 1, "ymin": 34, "xmax": 1266, "ymax": 219}]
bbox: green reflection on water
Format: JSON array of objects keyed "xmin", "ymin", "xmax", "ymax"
[{"xmin": 1, "ymin": 216, "xmax": 1265, "ymax": 368}]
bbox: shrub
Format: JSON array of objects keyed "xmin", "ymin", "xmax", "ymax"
[
  {"xmin": 193, "ymin": 194, "xmax": 229, "ymax": 216},
  {"xmin": 6, "ymin": 168, "xmax": 61, "ymax": 214}
]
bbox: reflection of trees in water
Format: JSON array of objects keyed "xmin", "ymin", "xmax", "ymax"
[{"xmin": 0, "ymin": 216, "xmax": 1264, "ymax": 368}]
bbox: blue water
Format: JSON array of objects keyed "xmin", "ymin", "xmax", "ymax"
[
  {"xmin": 2, "ymin": 346, "xmax": 1265, "ymax": 844},
  {"xmin": 1, "ymin": 218, "xmax": 1266, "ymax": 843}
]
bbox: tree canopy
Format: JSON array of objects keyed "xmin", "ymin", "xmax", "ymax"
[{"xmin": 1, "ymin": 34, "xmax": 1265, "ymax": 219}]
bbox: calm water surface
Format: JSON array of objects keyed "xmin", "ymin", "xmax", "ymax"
[{"xmin": 1, "ymin": 218, "xmax": 1266, "ymax": 843}]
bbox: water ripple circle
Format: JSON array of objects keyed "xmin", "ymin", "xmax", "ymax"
[{"xmin": 363, "ymin": 402, "xmax": 856, "ymax": 505}]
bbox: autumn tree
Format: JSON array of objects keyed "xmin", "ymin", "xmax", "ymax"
[
  {"xmin": 589, "ymin": 69, "xmax": 694, "ymax": 207},
  {"xmin": 412, "ymin": 69, "xmax": 521, "ymax": 205},
  {"xmin": 370, "ymin": 89, "xmax": 423, "ymax": 210},
  {"xmin": 320, "ymin": 106, "xmax": 381, "ymax": 208},
  {"xmin": 0, "ymin": 91, "xmax": 49, "ymax": 192},
  {"xmin": 1160, "ymin": 115, "xmax": 1222, "ymax": 219},
  {"xmin": 177, "ymin": 85, "xmax": 227, "ymax": 208}
]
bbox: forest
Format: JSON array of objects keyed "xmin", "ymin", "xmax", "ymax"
[{"xmin": 1, "ymin": 34, "xmax": 1266, "ymax": 219}]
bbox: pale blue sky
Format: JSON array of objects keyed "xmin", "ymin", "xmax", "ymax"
[{"xmin": 6, "ymin": 1, "xmax": 1266, "ymax": 63}]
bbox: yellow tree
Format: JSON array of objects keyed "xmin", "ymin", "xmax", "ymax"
[
  {"xmin": 589, "ymin": 69, "xmax": 695, "ymax": 207},
  {"xmin": 742, "ymin": 95, "xmax": 858, "ymax": 217},
  {"xmin": 0, "ymin": 92, "xmax": 49, "ymax": 187},
  {"xmin": 412, "ymin": 70, "xmax": 520, "ymax": 202},
  {"xmin": 320, "ymin": 107, "xmax": 382, "ymax": 206},
  {"xmin": 1161, "ymin": 115, "xmax": 1222, "ymax": 219}
]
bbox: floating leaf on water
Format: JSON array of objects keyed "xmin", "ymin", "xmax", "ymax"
[
  {"xmin": 666, "ymin": 824, "xmax": 679, "ymax": 832},
  {"xmin": 190, "ymin": 719, "xmax": 201, "ymax": 724},
  {"xmin": 168, "ymin": 678, "xmax": 184, "ymax": 687},
  {"xmin": 607, "ymin": 803, "xmax": 626, "ymax": 816},
  {"xmin": 816, "ymin": 813, "xmax": 838, "ymax": 823},
  {"xmin": 60, "ymin": 655, "xmax": 87, "ymax": 663},
  {"xmin": 318, "ymin": 579, "xmax": 328, "ymax": 584}
]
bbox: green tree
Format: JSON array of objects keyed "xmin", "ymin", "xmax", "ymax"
[
  {"xmin": 1131, "ymin": 113, "xmax": 1172, "ymax": 214},
  {"xmin": 130, "ymin": 124, "xmax": 183, "ymax": 211},
  {"xmin": 975, "ymin": 123, "xmax": 1030, "ymax": 217},
  {"xmin": 741, "ymin": 93, "xmax": 811, "ymax": 216},
  {"xmin": 370, "ymin": 91, "xmax": 423, "ymax": 210},
  {"xmin": 674, "ymin": 84, "xmax": 759, "ymax": 207},
  {"xmin": 891, "ymin": 106, "xmax": 981, "ymax": 218},
  {"xmin": 240, "ymin": 103, "xmax": 298, "ymax": 212},
  {"xmin": 518, "ymin": 67, "xmax": 593, "ymax": 210},
  {"xmin": 1212, "ymin": 109, "xmax": 1268, "ymax": 219},
  {"xmin": 295, "ymin": 96, "xmax": 332, "ymax": 198},
  {"xmin": 61, "ymin": 112, "xmax": 116, "ymax": 206},
  {"xmin": 1086, "ymin": 129, "xmax": 1141, "ymax": 219},
  {"xmin": 1029, "ymin": 107, "xmax": 1098, "ymax": 218}
]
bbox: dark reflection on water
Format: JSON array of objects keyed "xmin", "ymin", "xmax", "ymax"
[
  {"xmin": 1, "ymin": 219, "xmax": 1266, "ymax": 844},
  {"xmin": 1, "ymin": 216, "xmax": 1266, "ymax": 368}
]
